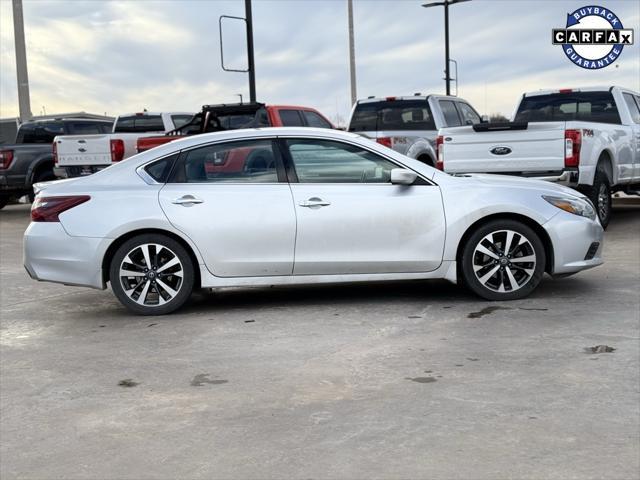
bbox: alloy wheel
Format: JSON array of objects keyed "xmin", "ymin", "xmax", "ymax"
[
  {"xmin": 472, "ymin": 229, "xmax": 536, "ymax": 293},
  {"xmin": 597, "ymin": 183, "xmax": 609, "ymax": 223},
  {"xmin": 119, "ymin": 243, "xmax": 184, "ymax": 306}
]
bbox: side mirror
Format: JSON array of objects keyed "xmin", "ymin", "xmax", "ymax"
[
  {"xmin": 390, "ymin": 168, "xmax": 417, "ymax": 185},
  {"xmin": 481, "ymin": 115, "xmax": 489, "ymax": 123}
]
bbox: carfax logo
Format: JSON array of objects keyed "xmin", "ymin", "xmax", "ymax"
[{"xmin": 553, "ymin": 5, "xmax": 634, "ymax": 69}]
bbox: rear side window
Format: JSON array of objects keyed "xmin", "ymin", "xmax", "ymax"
[
  {"xmin": 515, "ymin": 91, "xmax": 621, "ymax": 124},
  {"xmin": 456, "ymin": 102, "xmax": 481, "ymax": 125},
  {"xmin": 303, "ymin": 111, "xmax": 332, "ymax": 128},
  {"xmin": 279, "ymin": 110, "xmax": 305, "ymax": 126},
  {"xmin": 348, "ymin": 100, "xmax": 436, "ymax": 132},
  {"xmin": 171, "ymin": 115, "xmax": 193, "ymax": 129},
  {"xmin": 144, "ymin": 154, "xmax": 178, "ymax": 183},
  {"xmin": 439, "ymin": 101, "xmax": 462, "ymax": 127},
  {"xmin": 114, "ymin": 115, "xmax": 165, "ymax": 133},
  {"xmin": 622, "ymin": 93, "xmax": 640, "ymax": 124},
  {"xmin": 170, "ymin": 140, "xmax": 279, "ymax": 183}
]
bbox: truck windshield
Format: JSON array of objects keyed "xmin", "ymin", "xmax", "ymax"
[
  {"xmin": 349, "ymin": 100, "xmax": 436, "ymax": 132},
  {"xmin": 114, "ymin": 115, "xmax": 165, "ymax": 133},
  {"xmin": 515, "ymin": 91, "xmax": 620, "ymax": 124}
]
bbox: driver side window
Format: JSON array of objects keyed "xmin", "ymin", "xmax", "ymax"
[
  {"xmin": 169, "ymin": 140, "xmax": 280, "ymax": 183},
  {"xmin": 286, "ymin": 139, "xmax": 397, "ymax": 183}
]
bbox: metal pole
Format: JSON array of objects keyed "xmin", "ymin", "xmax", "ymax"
[
  {"xmin": 245, "ymin": 0, "xmax": 256, "ymax": 103},
  {"xmin": 444, "ymin": 0, "xmax": 450, "ymax": 96},
  {"xmin": 12, "ymin": 0, "xmax": 32, "ymax": 122},
  {"xmin": 347, "ymin": 0, "xmax": 357, "ymax": 105}
]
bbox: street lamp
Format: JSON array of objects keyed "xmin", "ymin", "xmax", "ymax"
[{"xmin": 422, "ymin": 0, "xmax": 471, "ymax": 96}]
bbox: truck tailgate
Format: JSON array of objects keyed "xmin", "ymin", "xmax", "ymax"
[
  {"xmin": 56, "ymin": 135, "xmax": 111, "ymax": 166},
  {"xmin": 441, "ymin": 122, "xmax": 566, "ymax": 174}
]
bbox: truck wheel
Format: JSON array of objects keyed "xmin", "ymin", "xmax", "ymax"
[
  {"xmin": 588, "ymin": 169, "xmax": 611, "ymax": 229},
  {"xmin": 417, "ymin": 155, "xmax": 434, "ymax": 167},
  {"xmin": 461, "ymin": 219, "xmax": 546, "ymax": 301},
  {"xmin": 0, "ymin": 195, "xmax": 9, "ymax": 210},
  {"xmin": 29, "ymin": 170, "xmax": 56, "ymax": 203},
  {"xmin": 109, "ymin": 234, "xmax": 195, "ymax": 315}
]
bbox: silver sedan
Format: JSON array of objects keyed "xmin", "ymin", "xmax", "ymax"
[{"xmin": 24, "ymin": 128, "xmax": 604, "ymax": 315}]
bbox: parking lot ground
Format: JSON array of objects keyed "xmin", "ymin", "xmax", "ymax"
[{"xmin": 1, "ymin": 203, "xmax": 639, "ymax": 480}]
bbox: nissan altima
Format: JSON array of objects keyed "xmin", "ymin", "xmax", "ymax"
[{"xmin": 24, "ymin": 128, "xmax": 604, "ymax": 315}]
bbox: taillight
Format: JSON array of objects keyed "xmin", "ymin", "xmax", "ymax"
[
  {"xmin": 376, "ymin": 137, "xmax": 393, "ymax": 149},
  {"xmin": 564, "ymin": 129, "xmax": 581, "ymax": 167},
  {"xmin": 435, "ymin": 135, "xmax": 444, "ymax": 170},
  {"xmin": 0, "ymin": 149, "xmax": 14, "ymax": 169},
  {"xmin": 110, "ymin": 139, "xmax": 125, "ymax": 162},
  {"xmin": 52, "ymin": 142, "xmax": 58, "ymax": 166},
  {"xmin": 31, "ymin": 195, "xmax": 90, "ymax": 222}
]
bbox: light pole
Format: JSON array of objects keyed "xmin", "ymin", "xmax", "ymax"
[
  {"xmin": 12, "ymin": 0, "xmax": 32, "ymax": 121},
  {"xmin": 347, "ymin": 0, "xmax": 357, "ymax": 105},
  {"xmin": 422, "ymin": 0, "xmax": 471, "ymax": 96}
]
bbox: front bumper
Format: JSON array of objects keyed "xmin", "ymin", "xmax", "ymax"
[
  {"xmin": 543, "ymin": 211, "xmax": 604, "ymax": 275},
  {"xmin": 23, "ymin": 222, "xmax": 110, "ymax": 289}
]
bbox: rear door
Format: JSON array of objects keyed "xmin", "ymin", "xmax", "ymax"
[
  {"xmin": 282, "ymin": 137, "xmax": 445, "ymax": 275},
  {"xmin": 158, "ymin": 138, "xmax": 297, "ymax": 277}
]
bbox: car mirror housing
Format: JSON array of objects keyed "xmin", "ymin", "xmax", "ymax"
[{"xmin": 390, "ymin": 168, "xmax": 417, "ymax": 185}]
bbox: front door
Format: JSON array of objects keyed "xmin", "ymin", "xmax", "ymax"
[
  {"xmin": 159, "ymin": 138, "xmax": 296, "ymax": 277},
  {"xmin": 282, "ymin": 138, "xmax": 446, "ymax": 275}
]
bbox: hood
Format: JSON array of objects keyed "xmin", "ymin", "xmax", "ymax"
[{"xmin": 455, "ymin": 173, "xmax": 586, "ymax": 199}]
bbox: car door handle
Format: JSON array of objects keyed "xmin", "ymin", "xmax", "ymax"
[
  {"xmin": 299, "ymin": 197, "xmax": 331, "ymax": 208},
  {"xmin": 172, "ymin": 195, "xmax": 204, "ymax": 206}
]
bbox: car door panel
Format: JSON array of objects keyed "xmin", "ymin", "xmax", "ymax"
[
  {"xmin": 290, "ymin": 184, "xmax": 446, "ymax": 275},
  {"xmin": 158, "ymin": 139, "xmax": 296, "ymax": 278}
]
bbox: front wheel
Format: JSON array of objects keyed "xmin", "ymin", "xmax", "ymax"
[
  {"xmin": 109, "ymin": 234, "xmax": 195, "ymax": 315},
  {"xmin": 461, "ymin": 220, "xmax": 546, "ymax": 301}
]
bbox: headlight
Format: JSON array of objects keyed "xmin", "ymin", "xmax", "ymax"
[{"xmin": 543, "ymin": 195, "xmax": 596, "ymax": 220}]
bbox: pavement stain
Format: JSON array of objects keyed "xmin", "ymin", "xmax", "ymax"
[
  {"xmin": 406, "ymin": 377, "xmax": 437, "ymax": 384},
  {"xmin": 244, "ymin": 319, "xmax": 255, "ymax": 323},
  {"xmin": 190, "ymin": 373, "xmax": 229, "ymax": 387},
  {"xmin": 118, "ymin": 379, "xmax": 139, "ymax": 387},
  {"xmin": 584, "ymin": 345, "xmax": 616, "ymax": 354},
  {"xmin": 519, "ymin": 307, "xmax": 549, "ymax": 311},
  {"xmin": 467, "ymin": 306, "xmax": 511, "ymax": 319}
]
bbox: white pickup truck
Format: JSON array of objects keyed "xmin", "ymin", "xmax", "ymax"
[
  {"xmin": 53, "ymin": 111, "xmax": 192, "ymax": 178},
  {"xmin": 437, "ymin": 86, "xmax": 640, "ymax": 227}
]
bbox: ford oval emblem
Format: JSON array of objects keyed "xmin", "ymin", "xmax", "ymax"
[{"xmin": 490, "ymin": 146, "xmax": 512, "ymax": 156}]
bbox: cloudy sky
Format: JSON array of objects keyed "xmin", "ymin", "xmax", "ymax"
[{"xmin": 0, "ymin": 0, "xmax": 638, "ymax": 124}]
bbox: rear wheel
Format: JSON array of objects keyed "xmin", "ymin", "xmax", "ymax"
[
  {"xmin": 586, "ymin": 168, "xmax": 611, "ymax": 229},
  {"xmin": 461, "ymin": 220, "xmax": 546, "ymax": 301},
  {"xmin": 109, "ymin": 234, "xmax": 194, "ymax": 315},
  {"xmin": 29, "ymin": 169, "xmax": 56, "ymax": 203}
]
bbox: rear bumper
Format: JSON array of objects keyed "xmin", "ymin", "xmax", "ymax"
[
  {"xmin": 544, "ymin": 212, "xmax": 604, "ymax": 275},
  {"xmin": 23, "ymin": 222, "xmax": 109, "ymax": 289},
  {"xmin": 0, "ymin": 173, "xmax": 29, "ymax": 194},
  {"xmin": 535, "ymin": 170, "xmax": 578, "ymax": 186}
]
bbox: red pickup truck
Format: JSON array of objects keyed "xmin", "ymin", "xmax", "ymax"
[{"xmin": 137, "ymin": 102, "xmax": 334, "ymax": 153}]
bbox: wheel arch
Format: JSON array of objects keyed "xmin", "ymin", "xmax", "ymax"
[
  {"xmin": 26, "ymin": 154, "xmax": 55, "ymax": 186},
  {"xmin": 102, "ymin": 228, "xmax": 201, "ymax": 288},
  {"xmin": 597, "ymin": 149, "xmax": 614, "ymax": 184},
  {"xmin": 455, "ymin": 213, "xmax": 554, "ymax": 274}
]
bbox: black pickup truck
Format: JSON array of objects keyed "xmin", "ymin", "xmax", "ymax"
[{"xmin": 0, "ymin": 118, "xmax": 112, "ymax": 209}]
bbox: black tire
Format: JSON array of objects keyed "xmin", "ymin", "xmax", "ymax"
[
  {"xmin": 586, "ymin": 168, "xmax": 612, "ymax": 229},
  {"xmin": 461, "ymin": 219, "xmax": 546, "ymax": 301},
  {"xmin": 0, "ymin": 195, "xmax": 9, "ymax": 210},
  {"xmin": 29, "ymin": 170, "xmax": 56, "ymax": 203},
  {"xmin": 109, "ymin": 234, "xmax": 195, "ymax": 315},
  {"xmin": 417, "ymin": 155, "xmax": 434, "ymax": 167}
]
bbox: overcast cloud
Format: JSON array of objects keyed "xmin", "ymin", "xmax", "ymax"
[{"xmin": 0, "ymin": 0, "xmax": 638, "ymax": 124}]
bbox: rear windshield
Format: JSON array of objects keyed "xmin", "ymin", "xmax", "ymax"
[
  {"xmin": 515, "ymin": 91, "xmax": 621, "ymax": 124},
  {"xmin": 114, "ymin": 115, "xmax": 165, "ymax": 133},
  {"xmin": 349, "ymin": 100, "xmax": 436, "ymax": 132}
]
